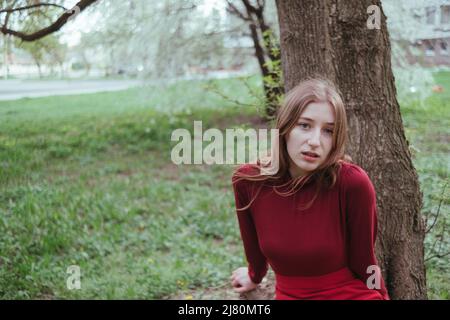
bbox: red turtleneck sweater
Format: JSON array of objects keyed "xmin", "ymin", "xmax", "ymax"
[{"xmin": 232, "ymin": 161, "xmax": 390, "ymax": 300}]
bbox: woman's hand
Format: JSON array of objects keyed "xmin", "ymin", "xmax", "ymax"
[{"xmin": 230, "ymin": 267, "xmax": 258, "ymax": 293}]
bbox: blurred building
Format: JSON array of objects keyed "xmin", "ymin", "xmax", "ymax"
[{"xmin": 408, "ymin": 1, "xmax": 450, "ymax": 66}]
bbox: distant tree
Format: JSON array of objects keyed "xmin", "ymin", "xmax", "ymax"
[
  {"xmin": 1, "ymin": 32, "xmax": 11, "ymax": 79},
  {"xmin": 74, "ymin": 0, "xmax": 240, "ymax": 79},
  {"xmin": 46, "ymin": 36, "xmax": 67, "ymax": 77},
  {"xmin": 226, "ymin": 0, "xmax": 284, "ymax": 120},
  {"xmin": 13, "ymin": 34, "xmax": 66, "ymax": 78},
  {"xmin": 15, "ymin": 37, "xmax": 46, "ymax": 77}
]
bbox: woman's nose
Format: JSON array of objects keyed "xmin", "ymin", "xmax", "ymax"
[{"xmin": 307, "ymin": 130, "xmax": 321, "ymax": 147}]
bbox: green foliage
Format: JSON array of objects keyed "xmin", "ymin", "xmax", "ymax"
[{"xmin": 261, "ymin": 29, "xmax": 284, "ymax": 119}]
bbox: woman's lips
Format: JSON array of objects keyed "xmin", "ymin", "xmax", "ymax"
[{"xmin": 301, "ymin": 151, "xmax": 320, "ymax": 161}]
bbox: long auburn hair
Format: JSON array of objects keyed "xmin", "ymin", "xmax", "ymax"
[{"xmin": 232, "ymin": 78, "xmax": 350, "ymax": 211}]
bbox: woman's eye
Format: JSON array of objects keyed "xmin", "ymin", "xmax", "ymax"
[
  {"xmin": 324, "ymin": 128, "xmax": 334, "ymax": 135},
  {"xmin": 298, "ymin": 123, "xmax": 310, "ymax": 129}
]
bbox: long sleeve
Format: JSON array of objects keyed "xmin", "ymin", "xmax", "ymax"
[
  {"xmin": 344, "ymin": 165, "xmax": 390, "ymax": 300},
  {"xmin": 232, "ymin": 173, "xmax": 268, "ymax": 284}
]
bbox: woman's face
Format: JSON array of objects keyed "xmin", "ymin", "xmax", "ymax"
[{"xmin": 286, "ymin": 101, "xmax": 335, "ymax": 178}]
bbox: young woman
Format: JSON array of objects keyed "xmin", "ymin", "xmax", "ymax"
[{"xmin": 230, "ymin": 78, "xmax": 390, "ymax": 300}]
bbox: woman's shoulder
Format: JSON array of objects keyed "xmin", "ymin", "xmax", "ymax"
[
  {"xmin": 231, "ymin": 163, "xmax": 259, "ymax": 196},
  {"xmin": 232, "ymin": 163, "xmax": 261, "ymax": 180},
  {"xmin": 338, "ymin": 161, "xmax": 375, "ymax": 192}
]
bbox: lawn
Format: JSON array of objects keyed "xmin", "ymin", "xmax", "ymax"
[{"xmin": 0, "ymin": 74, "xmax": 448, "ymax": 299}]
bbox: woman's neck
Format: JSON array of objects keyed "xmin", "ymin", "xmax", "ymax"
[{"xmin": 288, "ymin": 163, "xmax": 306, "ymax": 179}]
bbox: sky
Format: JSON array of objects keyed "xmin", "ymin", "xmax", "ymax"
[{"xmin": 59, "ymin": 0, "xmax": 100, "ymax": 47}]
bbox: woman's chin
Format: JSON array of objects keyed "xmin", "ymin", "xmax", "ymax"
[{"xmin": 292, "ymin": 160, "xmax": 320, "ymax": 174}]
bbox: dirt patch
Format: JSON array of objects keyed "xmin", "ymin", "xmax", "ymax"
[{"xmin": 166, "ymin": 269, "xmax": 276, "ymax": 300}]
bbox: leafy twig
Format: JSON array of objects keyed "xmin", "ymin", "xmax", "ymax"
[{"xmin": 425, "ymin": 182, "xmax": 447, "ymax": 234}]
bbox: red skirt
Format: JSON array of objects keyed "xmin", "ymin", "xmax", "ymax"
[{"xmin": 275, "ymin": 267, "xmax": 386, "ymax": 300}]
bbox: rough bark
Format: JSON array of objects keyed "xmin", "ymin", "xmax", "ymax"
[{"xmin": 272, "ymin": 0, "xmax": 427, "ymax": 299}]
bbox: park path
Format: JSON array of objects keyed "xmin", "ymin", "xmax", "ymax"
[{"xmin": 0, "ymin": 79, "xmax": 141, "ymax": 101}]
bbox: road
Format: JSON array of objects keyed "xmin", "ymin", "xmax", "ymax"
[{"xmin": 0, "ymin": 79, "xmax": 142, "ymax": 101}]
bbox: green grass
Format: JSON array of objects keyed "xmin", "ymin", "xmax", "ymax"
[
  {"xmin": 402, "ymin": 71, "xmax": 450, "ymax": 299},
  {"xmin": 0, "ymin": 73, "xmax": 448, "ymax": 299},
  {"xmin": 0, "ymin": 76, "xmax": 261, "ymax": 299},
  {"xmin": 402, "ymin": 70, "xmax": 450, "ymax": 202}
]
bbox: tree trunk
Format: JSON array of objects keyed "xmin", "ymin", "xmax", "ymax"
[
  {"xmin": 3, "ymin": 34, "xmax": 10, "ymax": 80},
  {"xmin": 274, "ymin": 0, "xmax": 427, "ymax": 299},
  {"xmin": 59, "ymin": 62, "xmax": 64, "ymax": 79},
  {"xmin": 35, "ymin": 60, "xmax": 42, "ymax": 79}
]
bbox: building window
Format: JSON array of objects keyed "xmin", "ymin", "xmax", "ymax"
[
  {"xmin": 425, "ymin": 41, "xmax": 435, "ymax": 56},
  {"xmin": 411, "ymin": 8, "xmax": 422, "ymax": 23},
  {"xmin": 441, "ymin": 5, "xmax": 450, "ymax": 24},
  {"xmin": 441, "ymin": 41, "xmax": 449, "ymax": 56},
  {"xmin": 426, "ymin": 6, "xmax": 436, "ymax": 25}
]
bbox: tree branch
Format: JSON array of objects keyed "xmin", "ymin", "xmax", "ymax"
[
  {"xmin": 226, "ymin": 0, "xmax": 251, "ymax": 22},
  {"xmin": 203, "ymin": 80, "xmax": 258, "ymax": 108},
  {"xmin": 242, "ymin": 0, "xmax": 262, "ymax": 15},
  {"xmin": 0, "ymin": 0, "xmax": 99, "ymax": 41},
  {"xmin": 0, "ymin": 3, "xmax": 67, "ymax": 14},
  {"xmin": 425, "ymin": 250, "xmax": 450, "ymax": 262},
  {"xmin": 425, "ymin": 182, "xmax": 447, "ymax": 234},
  {"xmin": 3, "ymin": 10, "xmax": 11, "ymax": 28}
]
